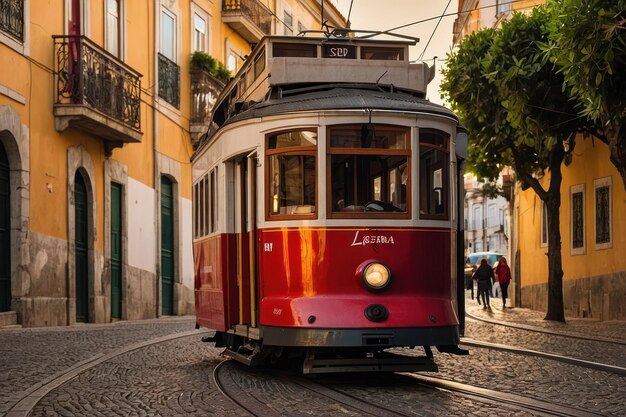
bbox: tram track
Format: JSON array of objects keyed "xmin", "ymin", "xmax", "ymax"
[
  {"xmin": 465, "ymin": 312, "xmax": 626, "ymax": 346},
  {"xmin": 213, "ymin": 358, "xmax": 606, "ymax": 417},
  {"xmin": 398, "ymin": 373, "xmax": 605, "ymax": 417},
  {"xmin": 459, "ymin": 336, "xmax": 626, "ymax": 376}
]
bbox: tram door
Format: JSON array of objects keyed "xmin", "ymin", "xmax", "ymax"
[{"xmin": 235, "ymin": 153, "xmax": 258, "ymax": 328}]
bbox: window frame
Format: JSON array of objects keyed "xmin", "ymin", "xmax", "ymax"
[
  {"xmin": 570, "ymin": 183, "xmax": 585, "ymax": 255},
  {"xmin": 191, "ymin": 5, "xmax": 210, "ymax": 53},
  {"xmin": 160, "ymin": 6, "xmax": 177, "ymax": 62},
  {"xmin": 594, "ymin": 176, "xmax": 612, "ymax": 250},
  {"xmin": 265, "ymin": 129, "xmax": 318, "ymax": 221},
  {"xmin": 540, "ymin": 200, "xmax": 548, "ymax": 248},
  {"xmin": 472, "ymin": 204, "xmax": 482, "ymax": 230},
  {"xmin": 282, "ymin": 4, "xmax": 293, "ymax": 36},
  {"xmin": 326, "ymin": 124, "xmax": 411, "ymax": 220},
  {"xmin": 105, "ymin": 0, "xmax": 124, "ymax": 58},
  {"xmin": 418, "ymin": 129, "xmax": 450, "ymax": 220}
]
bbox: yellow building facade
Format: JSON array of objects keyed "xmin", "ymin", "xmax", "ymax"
[
  {"xmin": 0, "ymin": 0, "xmax": 344, "ymax": 327},
  {"xmin": 516, "ymin": 136, "xmax": 626, "ymax": 320}
]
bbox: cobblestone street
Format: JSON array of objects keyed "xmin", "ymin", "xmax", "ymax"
[{"xmin": 1, "ymin": 297, "xmax": 625, "ymax": 416}]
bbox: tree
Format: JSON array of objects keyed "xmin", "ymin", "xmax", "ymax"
[
  {"xmin": 543, "ymin": 0, "xmax": 626, "ymax": 189},
  {"xmin": 442, "ymin": 8, "xmax": 587, "ymax": 322}
]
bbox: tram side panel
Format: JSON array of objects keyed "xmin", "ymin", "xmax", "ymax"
[{"xmin": 194, "ymin": 234, "xmax": 238, "ymax": 331}]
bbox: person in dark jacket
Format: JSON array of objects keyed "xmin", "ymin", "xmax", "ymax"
[{"xmin": 473, "ymin": 258, "xmax": 495, "ymax": 308}]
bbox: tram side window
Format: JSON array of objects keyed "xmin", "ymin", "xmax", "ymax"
[
  {"xmin": 328, "ymin": 125, "xmax": 410, "ymax": 217},
  {"xmin": 266, "ymin": 130, "xmax": 317, "ymax": 219},
  {"xmin": 419, "ymin": 130, "xmax": 449, "ymax": 220},
  {"xmin": 192, "ymin": 167, "xmax": 218, "ymax": 237}
]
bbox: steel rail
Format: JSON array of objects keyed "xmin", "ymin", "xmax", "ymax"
[
  {"xmin": 400, "ymin": 373, "xmax": 605, "ymax": 417},
  {"xmin": 465, "ymin": 312, "xmax": 626, "ymax": 346},
  {"xmin": 460, "ymin": 337, "xmax": 626, "ymax": 376},
  {"xmin": 291, "ymin": 376, "xmax": 411, "ymax": 417},
  {"xmin": 212, "ymin": 359, "xmax": 282, "ymax": 417}
]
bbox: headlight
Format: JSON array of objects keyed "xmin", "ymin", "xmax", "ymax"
[{"xmin": 362, "ymin": 261, "xmax": 391, "ymax": 292}]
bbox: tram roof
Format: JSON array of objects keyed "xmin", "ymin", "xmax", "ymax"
[{"xmin": 223, "ymin": 85, "xmax": 457, "ymax": 125}]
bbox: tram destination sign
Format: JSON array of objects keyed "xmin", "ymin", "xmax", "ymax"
[{"xmin": 323, "ymin": 44, "xmax": 356, "ymax": 59}]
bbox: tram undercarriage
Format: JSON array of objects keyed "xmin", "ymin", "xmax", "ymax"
[{"xmin": 203, "ymin": 327, "xmax": 467, "ymax": 374}]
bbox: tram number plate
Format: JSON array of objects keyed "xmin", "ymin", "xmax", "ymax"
[{"xmin": 323, "ymin": 44, "xmax": 356, "ymax": 59}]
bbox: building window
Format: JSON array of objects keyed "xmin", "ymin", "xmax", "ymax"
[
  {"xmin": 473, "ymin": 205, "xmax": 482, "ymax": 230},
  {"xmin": 158, "ymin": 6, "xmax": 180, "ymax": 108},
  {"xmin": 192, "ymin": 11, "xmax": 208, "ymax": 52},
  {"xmin": 487, "ymin": 203, "xmax": 497, "ymax": 227},
  {"xmin": 161, "ymin": 8, "xmax": 175, "ymax": 61},
  {"xmin": 267, "ymin": 130, "xmax": 317, "ymax": 219},
  {"xmin": 419, "ymin": 130, "xmax": 449, "ymax": 220},
  {"xmin": 1, "ymin": 0, "xmax": 24, "ymax": 41},
  {"xmin": 283, "ymin": 9, "xmax": 293, "ymax": 35},
  {"xmin": 227, "ymin": 51, "xmax": 237, "ymax": 72},
  {"xmin": 328, "ymin": 125, "xmax": 409, "ymax": 218},
  {"xmin": 540, "ymin": 201, "xmax": 548, "ymax": 247},
  {"xmin": 497, "ymin": 0, "xmax": 511, "ymax": 15},
  {"xmin": 105, "ymin": 0, "xmax": 122, "ymax": 57},
  {"xmin": 571, "ymin": 184, "xmax": 585, "ymax": 255},
  {"xmin": 594, "ymin": 177, "xmax": 612, "ymax": 249}
]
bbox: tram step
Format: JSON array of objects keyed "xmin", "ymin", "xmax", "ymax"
[{"xmin": 223, "ymin": 347, "xmax": 268, "ymax": 367}]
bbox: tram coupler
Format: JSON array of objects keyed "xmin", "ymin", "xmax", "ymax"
[{"xmin": 436, "ymin": 345, "xmax": 469, "ymax": 355}]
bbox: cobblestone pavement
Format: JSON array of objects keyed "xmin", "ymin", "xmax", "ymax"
[
  {"xmin": 0, "ymin": 317, "xmax": 201, "ymax": 416},
  {"xmin": 1, "ymin": 300, "xmax": 625, "ymax": 417}
]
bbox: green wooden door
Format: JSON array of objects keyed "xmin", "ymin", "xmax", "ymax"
[
  {"xmin": 0, "ymin": 143, "xmax": 10, "ymax": 312},
  {"xmin": 75, "ymin": 172, "xmax": 89, "ymax": 322},
  {"xmin": 111, "ymin": 183, "xmax": 122, "ymax": 319},
  {"xmin": 161, "ymin": 177, "xmax": 174, "ymax": 315}
]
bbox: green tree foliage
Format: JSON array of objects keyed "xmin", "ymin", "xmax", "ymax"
[
  {"xmin": 542, "ymin": 0, "xmax": 626, "ymax": 189},
  {"xmin": 442, "ymin": 8, "xmax": 590, "ymax": 322}
]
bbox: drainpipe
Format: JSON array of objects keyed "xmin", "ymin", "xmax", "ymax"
[{"xmin": 152, "ymin": 0, "xmax": 161, "ymax": 319}]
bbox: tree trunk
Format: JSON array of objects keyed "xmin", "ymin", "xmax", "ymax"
[
  {"xmin": 607, "ymin": 126, "xmax": 626, "ymax": 191},
  {"xmin": 544, "ymin": 148, "xmax": 566, "ymax": 322}
]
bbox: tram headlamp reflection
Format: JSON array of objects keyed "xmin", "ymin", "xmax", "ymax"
[{"xmin": 362, "ymin": 262, "xmax": 391, "ymax": 292}]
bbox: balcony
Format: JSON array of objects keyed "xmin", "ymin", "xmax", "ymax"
[
  {"xmin": 190, "ymin": 68, "xmax": 225, "ymax": 148},
  {"xmin": 158, "ymin": 53, "xmax": 180, "ymax": 109},
  {"xmin": 53, "ymin": 36, "xmax": 142, "ymax": 153},
  {"xmin": 222, "ymin": 0, "xmax": 272, "ymax": 44},
  {"xmin": 1, "ymin": 0, "xmax": 23, "ymax": 41}
]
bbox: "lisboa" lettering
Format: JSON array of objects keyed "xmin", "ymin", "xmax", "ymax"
[{"xmin": 350, "ymin": 231, "xmax": 395, "ymax": 246}]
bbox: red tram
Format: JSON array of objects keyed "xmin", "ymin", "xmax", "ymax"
[{"xmin": 192, "ymin": 33, "xmax": 468, "ymax": 373}]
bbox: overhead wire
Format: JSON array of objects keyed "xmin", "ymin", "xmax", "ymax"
[
  {"xmin": 361, "ymin": 0, "xmax": 535, "ymax": 42},
  {"xmin": 417, "ymin": 0, "xmax": 452, "ymax": 61}
]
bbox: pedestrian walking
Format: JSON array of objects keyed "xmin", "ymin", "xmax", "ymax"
[
  {"xmin": 495, "ymin": 256, "xmax": 512, "ymax": 308},
  {"xmin": 473, "ymin": 258, "xmax": 495, "ymax": 309}
]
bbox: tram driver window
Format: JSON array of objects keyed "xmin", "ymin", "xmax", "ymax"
[
  {"xmin": 419, "ymin": 130, "xmax": 449, "ymax": 220},
  {"xmin": 328, "ymin": 125, "xmax": 410, "ymax": 218},
  {"xmin": 266, "ymin": 130, "xmax": 317, "ymax": 219}
]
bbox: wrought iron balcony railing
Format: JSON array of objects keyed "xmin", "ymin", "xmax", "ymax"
[
  {"xmin": 158, "ymin": 53, "xmax": 180, "ymax": 109},
  {"xmin": 0, "ymin": 0, "xmax": 24, "ymax": 41},
  {"xmin": 190, "ymin": 68, "xmax": 225, "ymax": 124},
  {"xmin": 222, "ymin": 0, "xmax": 272, "ymax": 39},
  {"xmin": 53, "ymin": 35, "xmax": 141, "ymax": 134}
]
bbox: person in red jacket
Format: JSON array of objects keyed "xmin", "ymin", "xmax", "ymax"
[{"xmin": 494, "ymin": 256, "xmax": 512, "ymax": 308}]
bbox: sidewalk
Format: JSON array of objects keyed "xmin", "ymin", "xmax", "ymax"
[{"xmin": 464, "ymin": 291, "xmax": 626, "ymax": 343}]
